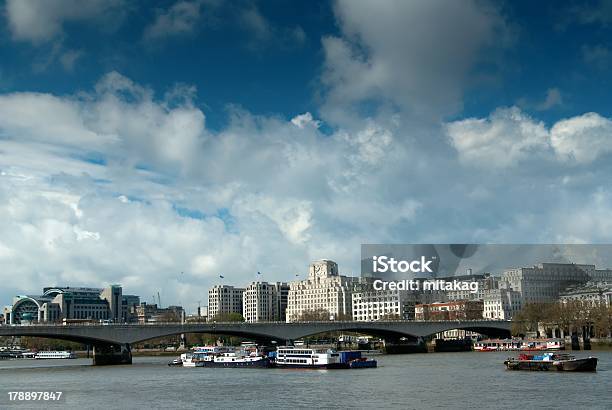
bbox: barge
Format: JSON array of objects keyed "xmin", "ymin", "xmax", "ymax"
[{"xmin": 504, "ymin": 353, "xmax": 597, "ymax": 372}]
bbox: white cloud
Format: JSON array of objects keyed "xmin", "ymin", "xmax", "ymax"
[
  {"xmin": 3, "ymin": 72, "xmax": 612, "ymax": 311},
  {"xmin": 291, "ymin": 112, "xmax": 321, "ymax": 129},
  {"xmin": 447, "ymin": 107, "xmax": 549, "ymax": 167},
  {"xmin": 4, "ymin": 0, "xmax": 124, "ymax": 44},
  {"xmin": 551, "ymin": 112, "xmax": 612, "ymax": 163},
  {"xmin": 448, "ymin": 107, "xmax": 612, "ymax": 166}
]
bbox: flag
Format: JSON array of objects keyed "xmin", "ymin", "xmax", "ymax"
[
  {"xmin": 257, "ymin": 271, "xmax": 262, "ymax": 275},
  {"xmin": 219, "ymin": 275, "xmax": 224, "ymax": 279}
]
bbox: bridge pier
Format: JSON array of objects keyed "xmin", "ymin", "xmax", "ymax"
[{"xmin": 92, "ymin": 343, "xmax": 132, "ymax": 366}]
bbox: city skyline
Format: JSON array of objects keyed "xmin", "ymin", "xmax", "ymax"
[{"xmin": 3, "ymin": 1, "xmax": 612, "ymax": 315}]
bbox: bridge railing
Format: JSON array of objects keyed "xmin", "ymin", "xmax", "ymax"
[{"xmin": 0, "ymin": 319, "xmax": 511, "ymax": 327}]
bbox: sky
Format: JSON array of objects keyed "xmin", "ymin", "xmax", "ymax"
[{"xmin": 2, "ymin": 0, "xmax": 612, "ymax": 312}]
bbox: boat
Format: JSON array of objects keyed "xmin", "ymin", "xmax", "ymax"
[
  {"xmin": 182, "ymin": 349, "xmax": 273, "ymax": 368},
  {"xmin": 275, "ymin": 346, "xmax": 346, "ymax": 369},
  {"xmin": 168, "ymin": 357, "xmax": 184, "ymax": 367},
  {"xmin": 475, "ymin": 338, "xmax": 564, "ymax": 352},
  {"xmin": 504, "ymin": 353, "xmax": 597, "ymax": 372},
  {"xmin": 35, "ymin": 351, "xmax": 77, "ymax": 359},
  {"xmin": 274, "ymin": 347, "xmax": 377, "ymax": 369}
]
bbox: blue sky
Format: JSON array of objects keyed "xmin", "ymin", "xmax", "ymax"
[{"xmin": 2, "ymin": 0, "xmax": 612, "ymax": 311}]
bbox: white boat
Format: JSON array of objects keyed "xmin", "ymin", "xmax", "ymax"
[
  {"xmin": 192, "ymin": 346, "xmax": 232, "ymax": 354},
  {"xmin": 182, "ymin": 350, "xmax": 272, "ymax": 368},
  {"xmin": 275, "ymin": 346, "xmax": 345, "ymax": 369},
  {"xmin": 35, "ymin": 351, "xmax": 77, "ymax": 359}
]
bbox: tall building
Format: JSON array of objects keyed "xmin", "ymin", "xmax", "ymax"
[
  {"xmin": 286, "ymin": 260, "xmax": 358, "ymax": 322},
  {"xmin": 208, "ymin": 285, "xmax": 244, "ymax": 320},
  {"xmin": 502, "ymin": 263, "xmax": 594, "ymax": 304},
  {"xmin": 3, "ymin": 285, "xmax": 139, "ymax": 324},
  {"xmin": 483, "ymin": 288, "xmax": 521, "ymax": 320},
  {"xmin": 243, "ymin": 281, "xmax": 289, "ymax": 322},
  {"xmin": 352, "ymin": 288, "xmax": 416, "ymax": 321}
]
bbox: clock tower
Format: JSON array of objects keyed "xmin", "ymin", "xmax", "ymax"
[{"xmin": 308, "ymin": 260, "xmax": 339, "ymax": 279}]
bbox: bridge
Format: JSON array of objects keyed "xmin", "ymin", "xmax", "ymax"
[{"xmin": 0, "ymin": 320, "xmax": 511, "ymax": 365}]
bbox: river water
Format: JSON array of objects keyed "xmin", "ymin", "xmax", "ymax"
[{"xmin": 0, "ymin": 351, "xmax": 610, "ymax": 409}]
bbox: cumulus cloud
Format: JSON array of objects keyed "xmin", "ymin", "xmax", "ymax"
[
  {"xmin": 550, "ymin": 112, "xmax": 612, "ymax": 163},
  {"xmin": 0, "ymin": 72, "xmax": 421, "ymax": 308},
  {"xmin": 4, "ymin": 0, "xmax": 124, "ymax": 44},
  {"xmin": 448, "ymin": 107, "xmax": 612, "ymax": 166},
  {"xmin": 3, "ymin": 72, "xmax": 612, "ymax": 311},
  {"xmin": 291, "ymin": 112, "xmax": 321, "ymax": 129},
  {"xmin": 321, "ymin": 0, "xmax": 511, "ymax": 124},
  {"xmin": 446, "ymin": 107, "xmax": 550, "ymax": 167}
]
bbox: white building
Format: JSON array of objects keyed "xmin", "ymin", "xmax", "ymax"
[
  {"xmin": 3, "ymin": 285, "xmax": 140, "ymax": 324},
  {"xmin": 559, "ymin": 282, "xmax": 612, "ymax": 307},
  {"xmin": 243, "ymin": 281, "xmax": 289, "ymax": 322},
  {"xmin": 352, "ymin": 289, "xmax": 416, "ymax": 321},
  {"xmin": 208, "ymin": 285, "xmax": 244, "ymax": 320},
  {"xmin": 483, "ymin": 288, "xmax": 522, "ymax": 320},
  {"xmin": 286, "ymin": 260, "xmax": 358, "ymax": 322},
  {"xmin": 502, "ymin": 263, "xmax": 595, "ymax": 304}
]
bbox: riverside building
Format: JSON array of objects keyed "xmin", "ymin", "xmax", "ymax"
[
  {"xmin": 208, "ymin": 285, "xmax": 244, "ymax": 320},
  {"xmin": 2, "ymin": 285, "xmax": 140, "ymax": 325},
  {"xmin": 483, "ymin": 288, "xmax": 522, "ymax": 320},
  {"xmin": 559, "ymin": 281, "xmax": 612, "ymax": 307},
  {"xmin": 286, "ymin": 260, "xmax": 358, "ymax": 322},
  {"xmin": 502, "ymin": 263, "xmax": 596, "ymax": 304},
  {"xmin": 352, "ymin": 288, "xmax": 416, "ymax": 321},
  {"xmin": 415, "ymin": 300, "xmax": 484, "ymax": 321},
  {"xmin": 243, "ymin": 281, "xmax": 289, "ymax": 322}
]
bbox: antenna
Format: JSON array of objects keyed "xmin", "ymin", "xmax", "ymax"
[{"xmin": 157, "ymin": 291, "xmax": 162, "ymax": 308}]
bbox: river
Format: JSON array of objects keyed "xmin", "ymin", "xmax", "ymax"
[{"xmin": 1, "ymin": 351, "xmax": 611, "ymax": 409}]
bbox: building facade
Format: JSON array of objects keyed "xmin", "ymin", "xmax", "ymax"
[
  {"xmin": 502, "ymin": 263, "xmax": 595, "ymax": 304},
  {"xmin": 3, "ymin": 285, "xmax": 140, "ymax": 325},
  {"xmin": 352, "ymin": 288, "xmax": 416, "ymax": 321},
  {"xmin": 415, "ymin": 300, "xmax": 484, "ymax": 321},
  {"xmin": 136, "ymin": 303, "xmax": 185, "ymax": 323},
  {"xmin": 208, "ymin": 285, "xmax": 245, "ymax": 320},
  {"xmin": 559, "ymin": 281, "xmax": 612, "ymax": 307},
  {"xmin": 286, "ymin": 260, "xmax": 358, "ymax": 322},
  {"xmin": 483, "ymin": 288, "xmax": 521, "ymax": 320},
  {"xmin": 242, "ymin": 281, "xmax": 289, "ymax": 322}
]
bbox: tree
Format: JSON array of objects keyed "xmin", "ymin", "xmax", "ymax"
[
  {"xmin": 299, "ymin": 309, "xmax": 332, "ymax": 321},
  {"xmin": 213, "ymin": 312, "xmax": 245, "ymax": 322}
]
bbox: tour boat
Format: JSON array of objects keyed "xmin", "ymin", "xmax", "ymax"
[
  {"xmin": 504, "ymin": 353, "xmax": 597, "ymax": 372},
  {"xmin": 275, "ymin": 346, "xmax": 346, "ymax": 369},
  {"xmin": 35, "ymin": 351, "xmax": 77, "ymax": 359},
  {"xmin": 475, "ymin": 338, "xmax": 564, "ymax": 352},
  {"xmin": 182, "ymin": 350, "xmax": 273, "ymax": 368}
]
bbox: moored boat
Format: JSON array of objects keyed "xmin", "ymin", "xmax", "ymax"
[
  {"xmin": 274, "ymin": 347, "xmax": 377, "ymax": 369},
  {"xmin": 504, "ymin": 353, "xmax": 597, "ymax": 372},
  {"xmin": 35, "ymin": 351, "xmax": 76, "ymax": 359},
  {"xmin": 182, "ymin": 349, "xmax": 273, "ymax": 368}
]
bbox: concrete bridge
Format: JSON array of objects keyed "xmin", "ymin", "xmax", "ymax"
[{"xmin": 0, "ymin": 320, "xmax": 511, "ymax": 365}]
